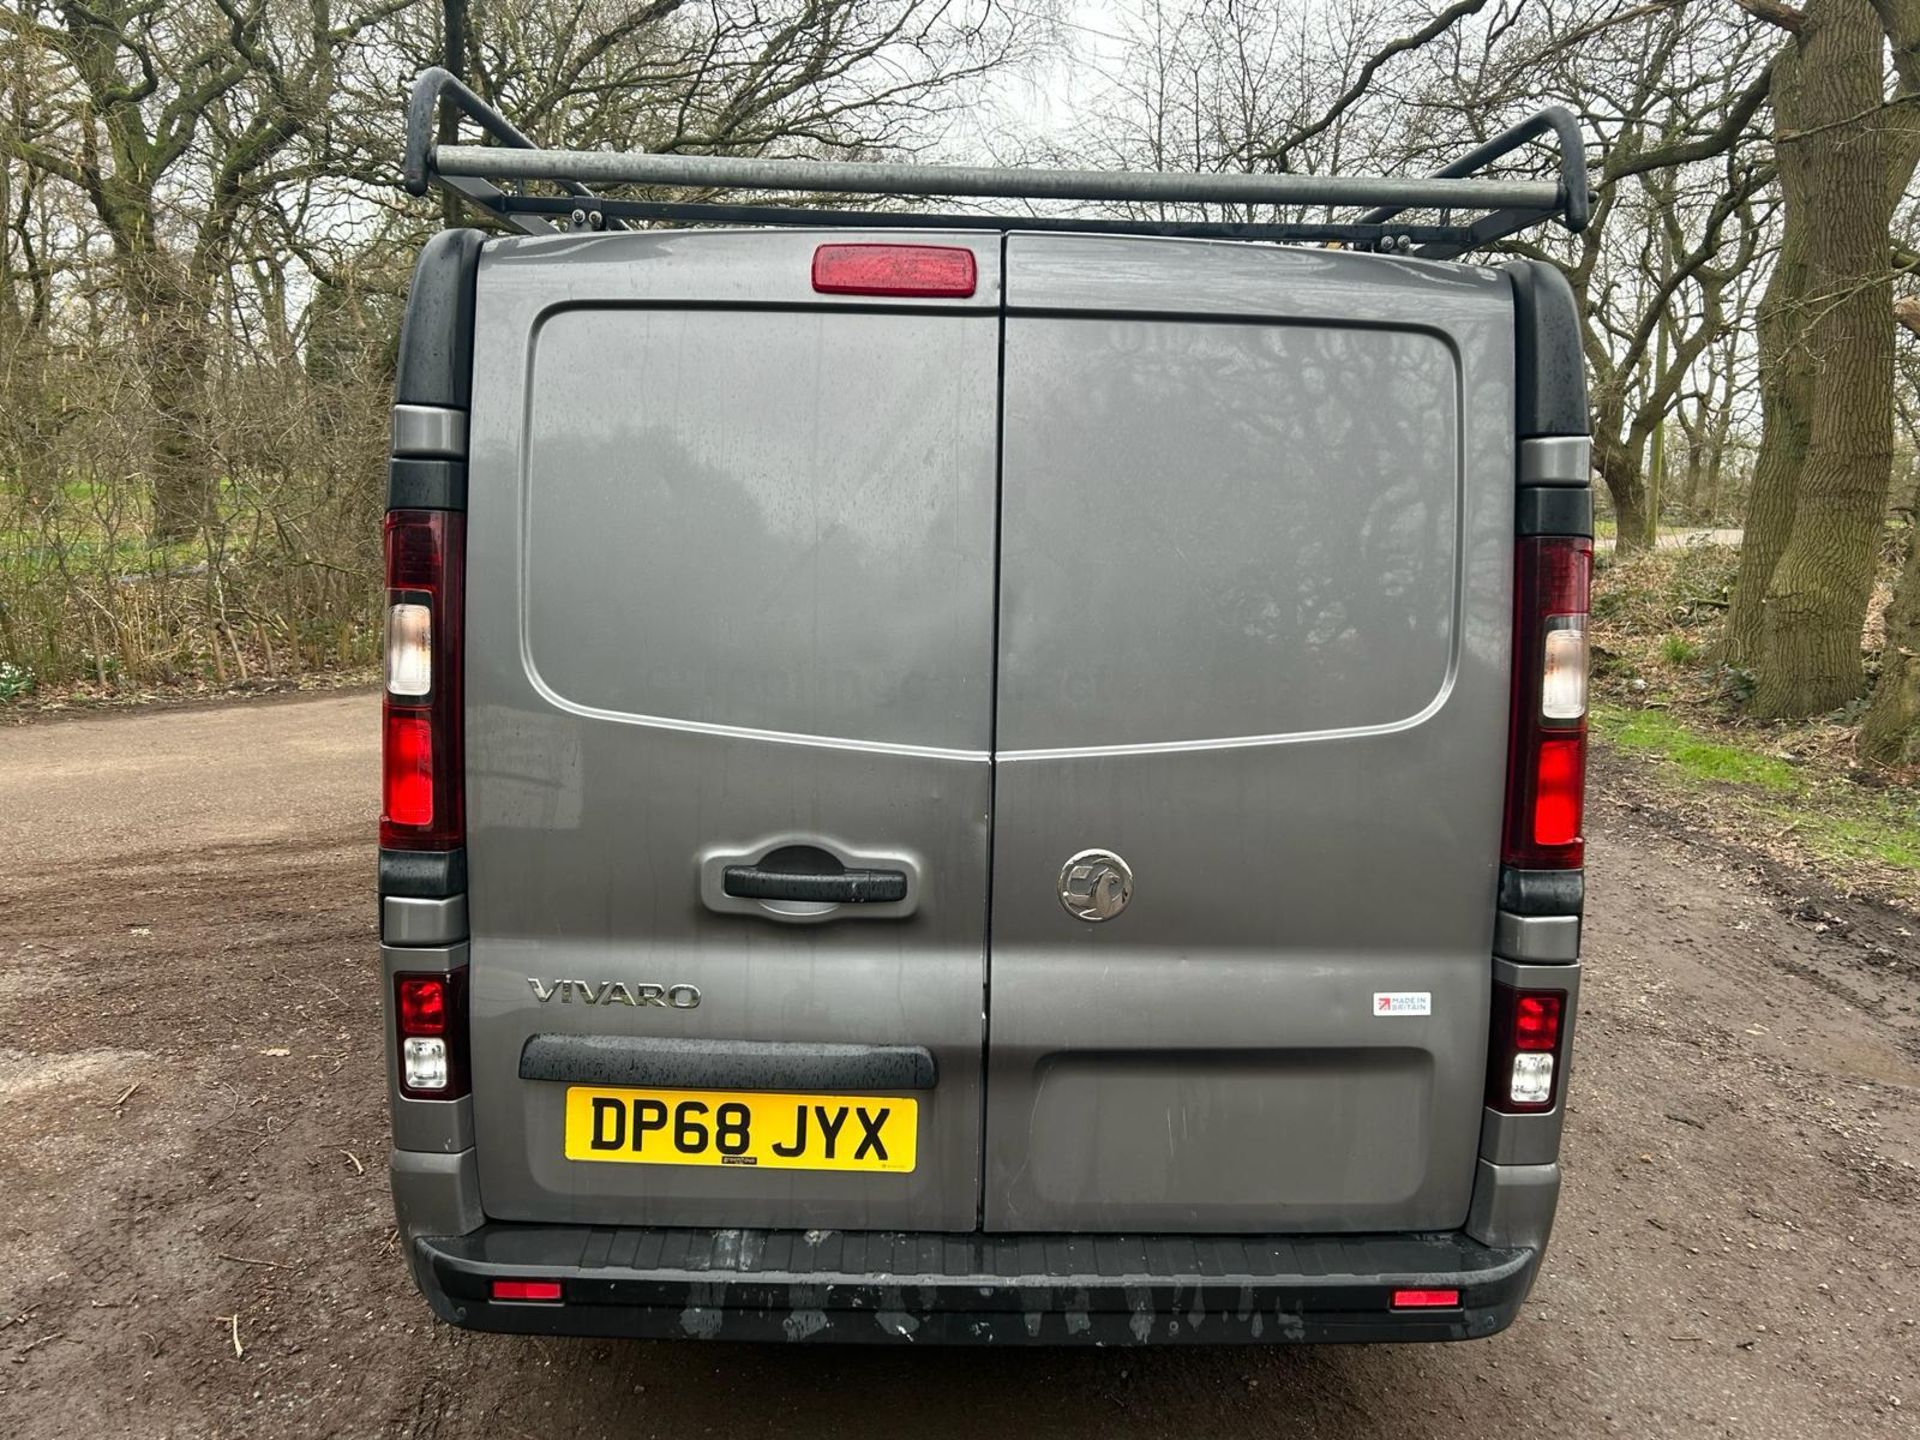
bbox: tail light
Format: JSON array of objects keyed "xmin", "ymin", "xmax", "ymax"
[
  {"xmin": 1501, "ymin": 537, "xmax": 1590, "ymax": 868},
  {"xmin": 395, "ymin": 970, "xmax": 468, "ymax": 1098},
  {"xmin": 381, "ymin": 510, "xmax": 464, "ymax": 849},
  {"xmin": 1486, "ymin": 982, "xmax": 1567, "ymax": 1112}
]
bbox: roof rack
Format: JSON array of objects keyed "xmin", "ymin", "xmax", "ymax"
[{"xmin": 403, "ymin": 68, "xmax": 1591, "ymax": 260}]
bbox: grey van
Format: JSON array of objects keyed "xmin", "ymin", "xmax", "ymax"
[{"xmin": 378, "ymin": 70, "xmax": 1594, "ymax": 1345}]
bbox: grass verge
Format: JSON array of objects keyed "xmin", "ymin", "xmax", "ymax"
[{"xmin": 1592, "ymin": 702, "xmax": 1920, "ymax": 885}]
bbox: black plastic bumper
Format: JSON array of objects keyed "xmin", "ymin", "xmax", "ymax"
[{"xmin": 414, "ymin": 1224, "xmax": 1538, "ymax": 1345}]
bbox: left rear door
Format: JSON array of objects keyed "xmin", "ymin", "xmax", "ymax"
[{"xmin": 461, "ymin": 230, "xmax": 1001, "ymax": 1232}]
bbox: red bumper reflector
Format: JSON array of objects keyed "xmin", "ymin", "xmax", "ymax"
[
  {"xmin": 812, "ymin": 244, "xmax": 977, "ymax": 297},
  {"xmin": 491, "ymin": 1280, "xmax": 562, "ymax": 1302},
  {"xmin": 1391, "ymin": 1288, "xmax": 1461, "ymax": 1309}
]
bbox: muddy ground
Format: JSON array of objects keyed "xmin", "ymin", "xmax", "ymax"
[{"xmin": 1, "ymin": 691, "xmax": 1915, "ymax": 1438}]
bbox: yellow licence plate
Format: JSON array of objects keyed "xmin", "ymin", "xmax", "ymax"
[{"xmin": 563, "ymin": 1086, "xmax": 918, "ymax": 1173}]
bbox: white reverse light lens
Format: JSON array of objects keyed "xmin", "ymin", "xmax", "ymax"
[
  {"xmin": 1510, "ymin": 1052, "xmax": 1555, "ymax": 1105},
  {"xmin": 386, "ymin": 603, "xmax": 432, "ymax": 698},
  {"xmin": 403, "ymin": 1036, "xmax": 449, "ymax": 1091},
  {"xmin": 1541, "ymin": 624, "xmax": 1587, "ymax": 721}
]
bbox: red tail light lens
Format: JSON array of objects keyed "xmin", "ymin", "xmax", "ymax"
[
  {"xmin": 381, "ymin": 510, "xmax": 464, "ymax": 850},
  {"xmin": 812, "ymin": 244, "xmax": 977, "ymax": 297},
  {"xmin": 1513, "ymin": 992, "xmax": 1563, "ymax": 1051},
  {"xmin": 1488, "ymin": 983, "xmax": 1569, "ymax": 1112},
  {"xmin": 397, "ymin": 975, "xmax": 448, "ymax": 1036},
  {"xmin": 1502, "ymin": 536, "xmax": 1591, "ymax": 868},
  {"xmin": 383, "ymin": 713, "xmax": 435, "ymax": 827}
]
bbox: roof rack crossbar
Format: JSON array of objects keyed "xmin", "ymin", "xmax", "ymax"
[
  {"xmin": 403, "ymin": 68, "xmax": 1589, "ymax": 253},
  {"xmin": 436, "ymin": 144, "xmax": 1562, "ymax": 214},
  {"xmin": 491, "ymin": 193, "xmax": 1477, "ymax": 245}
]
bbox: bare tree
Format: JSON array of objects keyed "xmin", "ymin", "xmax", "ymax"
[
  {"xmin": 1727, "ymin": 0, "xmax": 1920, "ymax": 716},
  {"xmin": 0, "ymin": 0, "xmax": 1046, "ymax": 690}
]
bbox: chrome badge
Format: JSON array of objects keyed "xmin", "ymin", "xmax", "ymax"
[{"xmin": 1058, "ymin": 850, "xmax": 1133, "ymax": 922}]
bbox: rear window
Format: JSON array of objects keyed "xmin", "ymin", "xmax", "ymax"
[
  {"xmin": 520, "ymin": 306, "xmax": 997, "ymax": 752},
  {"xmin": 998, "ymin": 318, "xmax": 1462, "ymax": 752}
]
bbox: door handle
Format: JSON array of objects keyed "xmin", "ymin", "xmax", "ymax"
[{"xmin": 721, "ymin": 865, "xmax": 908, "ymax": 904}]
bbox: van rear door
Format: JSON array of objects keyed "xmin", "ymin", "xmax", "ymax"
[
  {"xmin": 984, "ymin": 234, "xmax": 1515, "ymax": 1233},
  {"xmin": 463, "ymin": 231, "xmax": 998, "ymax": 1232}
]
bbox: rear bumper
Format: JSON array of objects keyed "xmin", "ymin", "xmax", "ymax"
[{"xmin": 412, "ymin": 1224, "xmax": 1538, "ymax": 1345}]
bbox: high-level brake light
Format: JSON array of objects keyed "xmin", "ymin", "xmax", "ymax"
[
  {"xmin": 381, "ymin": 510, "xmax": 464, "ymax": 850},
  {"xmin": 1502, "ymin": 536, "xmax": 1591, "ymax": 869},
  {"xmin": 811, "ymin": 244, "xmax": 977, "ymax": 298}
]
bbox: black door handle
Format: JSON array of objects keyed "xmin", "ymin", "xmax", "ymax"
[{"xmin": 721, "ymin": 865, "xmax": 908, "ymax": 904}]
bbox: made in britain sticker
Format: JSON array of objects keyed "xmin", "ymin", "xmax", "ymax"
[{"xmin": 1373, "ymin": 992, "xmax": 1432, "ymax": 1017}]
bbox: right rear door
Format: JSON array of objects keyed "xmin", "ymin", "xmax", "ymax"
[{"xmin": 983, "ymin": 235, "xmax": 1517, "ymax": 1233}]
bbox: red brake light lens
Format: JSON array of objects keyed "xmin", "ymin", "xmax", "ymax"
[
  {"xmin": 812, "ymin": 244, "xmax": 977, "ymax": 298},
  {"xmin": 383, "ymin": 712, "xmax": 435, "ymax": 827},
  {"xmin": 1531, "ymin": 736, "xmax": 1585, "ymax": 847}
]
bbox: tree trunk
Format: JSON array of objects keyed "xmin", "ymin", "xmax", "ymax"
[
  {"xmin": 1749, "ymin": 0, "xmax": 1899, "ymax": 717},
  {"xmin": 1724, "ymin": 194, "xmax": 1814, "ymax": 663},
  {"xmin": 1597, "ymin": 435, "xmax": 1653, "ymax": 550},
  {"xmin": 1703, "ymin": 427, "xmax": 1728, "ymax": 523},
  {"xmin": 1646, "ymin": 316, "xmax": 1671, "ymax": 534},
  {"xmin": 127, "ymin": 253, "xmax": 215, "ymax": 544},
  {"xmin": 1861, "ymin": 516, "xmax": 1920, "ymax": 761},
  {"xmin": 1857, "ymin": 297, "xmax": 1920, "ymax": 759},
  {"xmin": 1679, "ymin": 411, "xmax": 1705, "ymax": 519}
]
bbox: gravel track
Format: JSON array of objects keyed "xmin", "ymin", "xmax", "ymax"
[{"xmin": 1, "ymin": 691, "xmax": 1914, "ymax": 1438}]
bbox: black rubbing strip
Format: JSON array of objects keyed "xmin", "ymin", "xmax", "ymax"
[
  {"xmin": 1499, "ymin": 866, "xmax": 1586, "ymax": 918},
  {"xmin": 388, "ymin": 457, "xmax": 468, "ymax": 512},
  {"xmin": 379, "ymin": 847, "xmax": 467, "ymax": 899},
  {"xmin": 1516, "ymin": 485, "xmax": 1593, "ymax": 538}
]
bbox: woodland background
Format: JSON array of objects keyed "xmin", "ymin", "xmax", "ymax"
[{"xmin": 3, "ymin": 0, "xmax": 1920, "ymax": 759}]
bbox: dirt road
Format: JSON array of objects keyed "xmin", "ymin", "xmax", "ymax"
[{"xmin": 2, "ymin": 692, "xmax": 1916, "ymax": 1439}]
